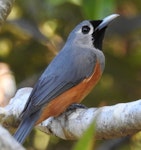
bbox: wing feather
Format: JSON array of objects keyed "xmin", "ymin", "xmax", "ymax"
[{"xmin": 21, "ymin": 46, "xmax": 97, "ymax": 119}]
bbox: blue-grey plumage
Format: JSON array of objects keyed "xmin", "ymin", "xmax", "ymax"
[
  {"xmin": 13, "ymin": 14, "xmax": 119, "ymax": 144},
  {"xmin": 13, "ymin": 111, "xmax": 41, "ymax": 144}
]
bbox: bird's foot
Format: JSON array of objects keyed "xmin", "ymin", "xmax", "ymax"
[{"xmin": 66, "ymin": 103, "xmax": 87, "ymax": 111}]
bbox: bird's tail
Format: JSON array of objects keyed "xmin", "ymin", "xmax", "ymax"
[{"xmin": 13, "ymin": 111, "xmax": 40, "ymax": 144}]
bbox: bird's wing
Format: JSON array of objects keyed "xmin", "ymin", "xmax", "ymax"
[{"xmin": 21, "ymin": 47, "xmax": 97, "ymax": 118}]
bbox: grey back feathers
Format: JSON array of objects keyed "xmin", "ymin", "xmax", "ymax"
[
  {"xmin": 20, "ymin": 20, "xmax": 105, "ymax": 118},
  {"xmin": 13, "ymin": 14, "xmax": 119, "ymax": 144},
  {"xmin": 13, "ymin": 19, "xmax": 107, "ymax": 144}
]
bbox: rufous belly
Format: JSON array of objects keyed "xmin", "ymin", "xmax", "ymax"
[{"xmin": 36, "ymin": 62, "xmax": 102, "ymax": 125}]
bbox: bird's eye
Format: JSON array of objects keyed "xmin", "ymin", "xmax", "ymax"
[{"xmin": 82, "ymin": 25, "xmax": 90, "ymax": 34}]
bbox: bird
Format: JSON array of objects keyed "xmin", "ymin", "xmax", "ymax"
[{"xmin": 13, "ymin": 14, "xmax": 119, "ymax": 144}]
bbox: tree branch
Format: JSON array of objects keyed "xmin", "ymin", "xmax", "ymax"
[
  {"xmin": 0, "ymin": 0, "xmax": 15, "ymax": 25},
  {"xmin": 0, "ymin": 125, "xmax": 25, "ymax": 150},
  {"xmin": 0, "ymin": 87, "xmax": 141, "ymax": 140}
]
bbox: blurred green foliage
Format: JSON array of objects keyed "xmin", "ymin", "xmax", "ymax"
[
  {"xmin": 1, "ymin": 0, "xmax": 141, "ymax": 149},
  {"xmin": 73, "ymin": 121, "xmax": 96, "ymax": 150},
  {"xmin": 82, "ymin": 0, "xmax": 116, "ymax": 19}
]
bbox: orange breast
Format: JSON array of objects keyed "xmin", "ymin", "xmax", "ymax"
[{"xmin": 36, "ymin": 62, "xmax": 102, "ymax": 125}]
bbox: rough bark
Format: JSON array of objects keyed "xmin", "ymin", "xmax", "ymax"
[
  {"xmin": 0, "ymin": 0, "xmax": 15, "ymax": 25},
  {"xmin": 0, "ymin": 125, "xmax": 25, "ymax": 150},
  {"xmin": 0, "ymin": 87, "xmax": 141, "ymax": 140}
]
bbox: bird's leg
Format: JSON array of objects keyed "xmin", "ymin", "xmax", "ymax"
[{"xmin": 66, "ymin": 103, "xmax": 87, "ymax": 111}]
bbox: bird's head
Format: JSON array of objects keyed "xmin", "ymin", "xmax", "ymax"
[{"xmin": 67, "ymin": 14, "xmax": 119, "ymax": 50}]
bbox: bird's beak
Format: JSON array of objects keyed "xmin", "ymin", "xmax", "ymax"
[{"xmin": 96, "ymin": 14, "xmax": 119, "ymax": 30}]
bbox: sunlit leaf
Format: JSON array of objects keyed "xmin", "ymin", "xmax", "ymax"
[{"xmin": 73, "ymin": 121, "xmax": 96, "ymax": 150}]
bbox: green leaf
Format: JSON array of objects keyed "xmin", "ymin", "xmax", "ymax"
[{"xmin": 72, "ymin": 120, "xmax": 96, "ymax": 150}]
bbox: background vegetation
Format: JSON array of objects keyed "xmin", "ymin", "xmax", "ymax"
[{"xmin": 1, "ymin": 0, "xmax": 141, "ymax": 149}]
